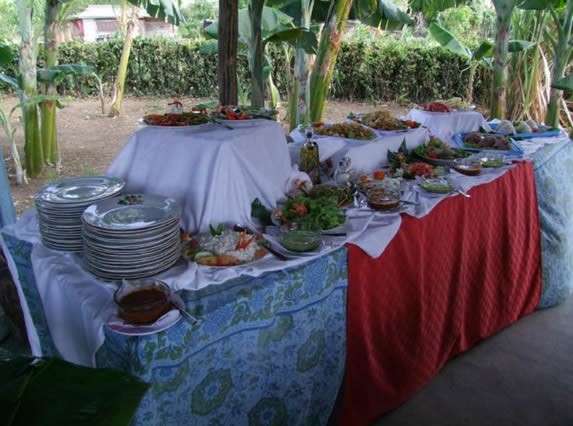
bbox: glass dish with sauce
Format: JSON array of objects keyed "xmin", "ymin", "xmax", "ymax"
[{"xmin": 114, "ymin": 279, "xmax": 172, "ymax": 325}]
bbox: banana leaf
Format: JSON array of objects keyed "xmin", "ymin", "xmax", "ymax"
[
  {"xmin": 37, "ymin": 64, "xmax": 95, "ymax": 85},
  {"xmin": 429, "ymin": 22, "xmax": 472, "ymax": 59},
  {"xmin": 129, "ymin": 0, "xmax": 184, "ymax": 25},
  {"xmin": 552, "ymin": 74, "xmax": 573, "ymax": 91},
  {"xmin": 0, "ymin": 354, "xmax": 149, "ymax": 426}
]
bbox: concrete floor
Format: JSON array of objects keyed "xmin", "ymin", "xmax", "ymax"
[{"xmin": 373, "ymin": 296, "xmax": 573, "ymax": 426}]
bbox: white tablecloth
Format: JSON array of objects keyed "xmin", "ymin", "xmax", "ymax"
[
  {"xmin": 288, "ymin": 127, "xmax": 429, "ymax": 175},
  {"xmin": 106, "ymin": 120, "xmax": 296, "ymax": 233},
  {"xmin": 405, "ymin": 109, "xmax": 490, "ymax": 144}
]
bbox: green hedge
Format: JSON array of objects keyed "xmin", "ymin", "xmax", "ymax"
[{"xmin": 3, "ymin": 37, "xmax": 489, "ymax": 104}]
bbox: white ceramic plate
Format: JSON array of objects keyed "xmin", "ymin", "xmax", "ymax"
[
  {"xmin": 35, "ymin": 176, "xmax": 125, "ymax": 205},
  {"xmin": 82, "ymin": 194, "xmax": 180, "ymax": 231}
]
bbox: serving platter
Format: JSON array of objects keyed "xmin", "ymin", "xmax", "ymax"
[
  {"xmin": 181, "ymin": 228, "xmax": 269, "ymax": 267},
  {"xmin": 141, "ymin": 112, "xmax": 210, "ymax": 126}
]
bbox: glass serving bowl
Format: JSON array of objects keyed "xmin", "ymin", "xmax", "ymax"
[
  {"xmin": 419, "ymin": 176, "xmax": 453, "ymax": 194},
  {"xmin": 114, "ymin": 279, "xmax": 172, "ymax": 325},
  {"xmin": 452, "ymin": 157, "xmax": 482, "ymax": 176},
  {"xmin": 366, "ymin": 189, "xmax": 400, "ymax": 211},
  {"xmin": 479, "ymin": 154, "xmax": 505, "ymax": 168},
  {"xmin": 279, "ymin": 223, "xmax": 322, "ymax": 252}
]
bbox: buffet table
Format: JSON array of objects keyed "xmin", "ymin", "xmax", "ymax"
[
  {"xmin": 1, "ymin": 117, "xmax": 572, "ymax": 425},
  {"xmin": 339, "ymin": 162, "xmax": 542, "ymax": 425}
]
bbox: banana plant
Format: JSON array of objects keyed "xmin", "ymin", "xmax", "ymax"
[
  {"xmin": 41, "ymin": 0, "xmax": 74, "ymax": 169},
  {"xmin": 490, "ymin": 0, "xmax": 519, "ymax": 119},
  {"xmin": 429, "ymin": 22, "xmax": 534, "ymax": 107},
  {"xmin": 108, "ymin": 0, "xmax": 183, "ymax": 117},
  {"xmin": 0, "ymin": 43, "xmax": 94, "ymax": 181},
  {"xmin": 16, "ymin": 0, "xmax": 42, "ymax": 178},
  {"xmin": 519, "ymin": 0, "xmax": 573, "ymax": 128},
  {"xmin": 203, "ymin": 6, "xmax": 318, "ymax": 108}
]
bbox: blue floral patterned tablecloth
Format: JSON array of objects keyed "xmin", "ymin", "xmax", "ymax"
[
  {"xmin": 95, "ymin": 248, "xmax": 348, "ymax": 426},
  {"xmin": 531, "ymin": 139, "xmax": 573, "ymax": 308}
]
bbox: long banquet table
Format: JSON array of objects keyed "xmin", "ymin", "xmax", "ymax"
[{"xmin": 1, "ymin": 119, "xmax": 572, "ymax": 425}]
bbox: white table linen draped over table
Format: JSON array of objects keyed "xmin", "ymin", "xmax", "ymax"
[
  {"xmin": 106, "ymin": 120, "xmax": 296, "ymax": 233},
  {"xmin": 0, "ymin": 163, "xmax": 512, "ymax": 366},
  {"xmin": 288, "ymin": 127, "xmax": 429, "ymax": 175},
  {"xmin": 405, "ymin": 109, "xmax": 490, "ymax": 144}
]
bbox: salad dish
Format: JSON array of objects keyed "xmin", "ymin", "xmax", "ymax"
[
  {"xmin": 413, "ymin": 138, "xmax": 471, "ymax": 167},
  {"xmin": 387, "ymin": 141, "xmax": 446, "ymax": 179},
  {"xmin": 272, "ymin": 195, "xmax": 346, "ymax": 231},
  {"xmin": 182, "ymin": 225, "xmax": 268, "ymax": 267},
  {"xmin": 307, "ymin": 184, "xmax": 353, "ymax": 208},
  {"xmin": 313, "ymin": 122, "xmax": 376, "ymax": 140},
  {"xmin": 357, "ymin": 171, "xmax": 402, "ymax": 193},
  {"xmin": 348, "ymin": 110, "xmax": 420, "ymax": 131},
  {"xmin": 417, "ymin": 177, "xmax": 453, "ymax": 196},
  {"xmin": 213, "ymin": 105, "xmax": 278, "ymax": 121},
  {"xmin": 142, "ymin": 112, "xmax": 210, "ymax": 126}
]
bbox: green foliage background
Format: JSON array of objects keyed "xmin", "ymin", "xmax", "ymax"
[{"xmin": 2, "ymin": 37, "xmax": 489, "ymax": 105}]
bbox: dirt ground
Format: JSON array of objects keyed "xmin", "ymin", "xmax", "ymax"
[{"xmin": 0, "ymin": 96, "xmax": 411, "ymax": 215}]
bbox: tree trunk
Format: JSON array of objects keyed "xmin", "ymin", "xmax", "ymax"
[
  {"xmin": 218, "ymin": 0, "xmax": 238, "ymax": 105},
  {"xmin": 248, "ymin": 0, "xmax": 265, "ymax": 107},
  {"xmin": 490, "ymin": 0, "xmax": 517, "ymax": 119},
  {"xmin": 309, "ymin": 0, "xmax": 353, "ymax": 123},
  {"xmin": 17, "ymin": 0, "xmax": 43, "ymax": 178},
  {"xmin": 42, "ymin": 0, "xmax": 59, "ymax": 167},
  {"xmin": 288, "ymin": 0, "xmax": 313, "ymax": 130},
  {"xmin": 108, "ymin": 7, "xmax": 135, "ymax": 118},
  {"xmin": 546, "ymin": 0, "xmax": 573, "ymax": 128}
]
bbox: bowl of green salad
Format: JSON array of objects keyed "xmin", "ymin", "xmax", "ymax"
[{"xmin": 279, "ymin": 223, "xmax": 322, "ymax": 252}]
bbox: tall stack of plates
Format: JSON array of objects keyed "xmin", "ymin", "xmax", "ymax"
[
  {"xmin": 81, "ymin": 194, "xmax": 182, "ymax": 281},
  {"xmin": 35, "ymin": 176, "xmax": 126, "ymax": 251}
]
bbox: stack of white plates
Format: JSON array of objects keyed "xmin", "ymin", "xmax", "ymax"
[
  {"xmin": 81, "ymin": 194, "xmax": 182, "ymax": 281},
  {"xmin": 35, "ymin": 176, "xmax": 126, "ymax": 251}
]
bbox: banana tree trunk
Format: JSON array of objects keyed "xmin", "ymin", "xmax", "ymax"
[
  {"xmin": 309, "ymin": 0, "xmax": 353, "ymax": 123},
  {"xmin": 546, "ymin": 0, "xmax": 573, "ymax": 128},
  {"xmin": 42, "ymin": 0, "xmax": 59, "ymax": 167},
  {"xmin": 288, "ymin": 0, "xmax": 313, "ymax": 130},
  {"xmin": 17, "ymin": 0, "xmax": 43, "ymax": 178},
  {"xmin": 108, "ymin": 6, "xmax": 135, "ymax": 118},
  {"xmin": 490, "ymin": 0, "xmax": 517, "ymax": 119},
  {"xmin": 218, "ymin": 0, "xmax": 238, "ymax": 105},
  {"xmin": 248, "ymin": 0, "xmax": 265, "ymax": 107}
]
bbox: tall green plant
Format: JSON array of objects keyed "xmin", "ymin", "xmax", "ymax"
[
  {"xmin": 41, "ymin": 0, "xmax": 62, "ymax": 168},
  {"xmin": 204, "ymin": 6, "xmax": 317, "ymax": 108},
  {"xmin": 519, "ymin": 0, "xmax": 573, "ymax": 127},
  {"xmin": 16, "ymin": 0, "xmax": 42, "ymax": 178},
  {"xmin": 490, "ymin": 0, "xmax": 518, "ymax": 119},
  {"xmin": 108, "ymin": 0, "xmax": 183, "ymax": 117}
]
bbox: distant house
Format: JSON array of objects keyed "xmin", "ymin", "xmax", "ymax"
[{"xmin": 60, "ymin": 5, "xmax": 177, "ymax": 42}]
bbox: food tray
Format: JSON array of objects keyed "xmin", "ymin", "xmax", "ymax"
[
  {"xmin": 453, "ymin": 132, "xmax": 524, "ymax": 157},
  {"xmin": 488, "ymin": 122, "xmax": 561, "ymax": 139}
]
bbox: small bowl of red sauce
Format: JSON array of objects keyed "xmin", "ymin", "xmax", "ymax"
[
  {"xmin": 114, "ymin": 279, "xmax": 172, "ymax": 325},
  {"xmin": 453, "ymin": 157, "xmax": 482, "ymax": 176}
]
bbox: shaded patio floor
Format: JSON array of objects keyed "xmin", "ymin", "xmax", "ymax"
[{"xmin": 373, "ymin": 296, "xmax": 573, "ymax": 426}]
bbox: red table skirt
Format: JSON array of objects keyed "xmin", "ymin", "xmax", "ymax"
[{"xmin": 340, "ymin": 162, "xmax": 542, "ymax": 425}]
